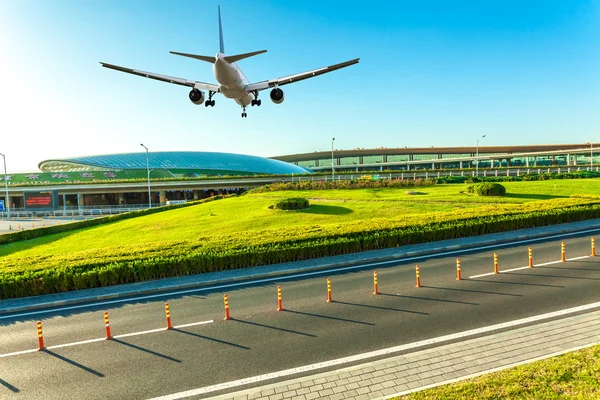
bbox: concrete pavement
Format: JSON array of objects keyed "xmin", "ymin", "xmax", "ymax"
[
  {"xmin": 205, "ymin": 308, "xmax": 600, "ymax": 400},
  {"xmin": 2, "ymin": 218, "xmax": 600, "ymax": 314}
]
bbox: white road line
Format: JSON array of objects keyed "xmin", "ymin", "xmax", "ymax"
[
  {"xmin": 383, "ymin": 342, "xmax": 600, "ymax": 399},
  {"xmin": 147, "ymin": 301, "xmax": 600, "ymax": 400},
  {"xmin": 3, "ymin": 229, "xmax": 599, "ymax": 320},
  {"xmin": 566, "ymin": 255, "xmax": 590, "ymax": 261},
  {"xmin": 113, "ymin": 327, "xmax": 167, "ymax": 338},
  {"xmin": 469, "ymin": 255, "xmax": 592, "ymax": 278},
  {"xmin": 0, "ymin": 320, "xmax": 214, "ymax": 358},
  {"xmin": 470, "ymin": 265, "xmax": 530, "ymax": 278},
  {"xmin": 173, "ymin": 320, "xmax": 214, "ymax": 329},
  {"xmin": 0, "ymin": 348, "xmax": 39, "ymax": 358},
  {"xmin": 48, "ymin": 337, "xmax": 106, "ymax": 349}
]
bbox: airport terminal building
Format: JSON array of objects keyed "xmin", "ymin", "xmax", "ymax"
[
  {"xmin": 273, "ymin": 143, "xmax": 599, "ymax": 172},
  {"xmin": 1, "ymin": 144, "xmax": 598, "ymax": 214}
]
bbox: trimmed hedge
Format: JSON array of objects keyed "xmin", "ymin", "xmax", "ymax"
[
  {"xmin": 2, "ymin": 201, "xmax": 600, "ymax": 299},
  {"xmin": 274, "ymin": 198, "xmax": 310, "ymax": 210},
  {"xmin": 467, "ymin": 182, "xmax": 506, "ymax": 196}
]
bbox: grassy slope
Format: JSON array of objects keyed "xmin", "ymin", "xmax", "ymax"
[
  {"xmin": 397, "ymin": 344, "xmax": 600, "ymax": 399},
  {"xmin": 1, "ymin": 179, "xmax": 599, "ymax": 274}
]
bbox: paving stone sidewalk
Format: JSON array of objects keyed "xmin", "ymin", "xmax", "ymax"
[{"xmin": 208, "ymin": 309, "xmax": 600, "ymax": 400}]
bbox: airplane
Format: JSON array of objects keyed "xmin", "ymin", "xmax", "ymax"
[{"xmin": 100, "ymin": 6, "xmax": 359, "ymax": 118}]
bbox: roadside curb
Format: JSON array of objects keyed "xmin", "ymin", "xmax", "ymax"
[{"xmin": 2, "ymin": 219, "xmax": 600, "ymax": 315}]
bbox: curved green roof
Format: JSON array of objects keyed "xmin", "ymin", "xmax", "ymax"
[{"xmin": 39, "ymin": 151, "xmax": 311, "ymax": 175}]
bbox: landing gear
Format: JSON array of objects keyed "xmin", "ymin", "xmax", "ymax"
[
  {"xmin": 204, "ymin": 90, "xmax": 216, "ymax": 107},
  {"xmin": 251, "ymin": 90, "xmax": 261, "ymax": 106},
  {"xmin": 241, "ymin": 106, "xmax": 247, "ymax": 118}
]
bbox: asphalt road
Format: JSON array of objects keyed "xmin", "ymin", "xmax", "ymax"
[{"xmin": 0, "ymin": 234, "xmax": 599, "ymax": 399}]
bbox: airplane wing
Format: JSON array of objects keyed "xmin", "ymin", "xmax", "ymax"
[
  {"xmin": 100, "ymin": 62, "xmax": 220, "ymax": 92},
  {"xmin": 244, "ymin": 58, "xmax": 359, "ymax": 92}
]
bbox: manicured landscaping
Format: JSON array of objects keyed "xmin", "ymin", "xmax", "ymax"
[
  {"xmin": 1, "ymin": 178, "xmax": 600, "ymax": 298},
  {"xmin": 397, "ymin": 344, "xmax": 600, "ymax": 399}
]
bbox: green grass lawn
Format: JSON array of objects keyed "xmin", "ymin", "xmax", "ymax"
[
  {"xmin": 397, "ymin": 344, "xmax": 600, "ymax": 399},
  {"xmin": 1, "ymin": 179, "xmax": 599, "ymax": 274}
]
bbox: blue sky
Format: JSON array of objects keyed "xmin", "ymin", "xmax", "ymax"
[{"xmin": 1, "ymin": 0, "xmax": 599, "ymax": 172}]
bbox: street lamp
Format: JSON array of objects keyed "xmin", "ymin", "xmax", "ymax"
[
  {"xmin": 591, "ymin": 136, "xmax": 600, "ymax": 169},
  {"xmin": 475, "ymin": 135, "xmax": 486, "ymax": 176},
  {"xmin": 140, "ymin": 143, "xmax": 151, "ymax": 208},
  {"xmin": 0, "ymin": 152, "xmax": 9, "ymax": 218},
  {"xmin": 331, "ymin": 137, "xmax": 335, "ymax": 180}
]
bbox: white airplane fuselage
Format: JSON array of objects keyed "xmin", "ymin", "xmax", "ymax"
[{"xmin": 213, "ymin": 53, "xmax": 254, "ymax": 106}]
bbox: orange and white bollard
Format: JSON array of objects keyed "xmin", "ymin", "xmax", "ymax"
[
  {"xmin": 18, "ymin": 223, "xmax": 21, "ymax": 230},
  {"xmin": 42, "ymin": 221, "xmax": 45, "ymax": 228},
  {"xmin": 37, "ymin": 321, "xmax": 45, "ymax": 351},
  {"xmin": 456, "ymin": 258, "xmax": 461, "ymax": 281},
  {"xmin": 31, "ymin": 222, "xmax": 34, "ymax": 229},
  {"xmin": 277, "ymin": 286, "xmax": 284, "ymax": 311},
  {"xmin": 223, "ymin": 294, "xmax": 231, "ymax": 320},
  {"xmin": 592, "ymin": 238, "xmax": 596, "ymax": 257},
  {"xmin": 373, "ymin": 271, "xmax": 379, "ymax": 295},
  {"xmin": 561, "ymin": 242, "xmax": 565, "ymax": 262},
  {"xmin": 415, "ymin": 265, "xmax": 421, "ymax": 288},
  {"xmin": 493, "ymin": 253, "xmax": 499, "ymax": 274},
  {"xmin": 528, "ymin": 247, "xmax": 533, "ymax": 268},
  {"xmin": 165, "ymin": 303, "xmax": 173, "ymax": 330},
  {"xmin": 104, "ymin": 312, "xmax": 112, "ymax": 339},
  {"xmin": 327, "ymin": 278, "xmax": 332, "ymax": 303}
]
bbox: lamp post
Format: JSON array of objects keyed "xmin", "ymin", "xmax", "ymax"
[
  {"xmin": 591, "ymin": 136, "xmax": 600, "ymax": 169},
  {"xmin": 475, "ymin": 134, "xmax": 486, "ymax": 176},
  {"xmin": 140, "ymin": 144, "xmax": 151, "ymax": 209},
  {"xmin": 0, "ymin": 152, "xmax": 9, "ymax": 218},
  {"xmin": 331, "ymin": 137, "xmax": 335, "ymax": 180}
]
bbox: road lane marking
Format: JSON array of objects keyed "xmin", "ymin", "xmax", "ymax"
[
  {"xmin": 48, "ymin": 337, "xmax": 106, "ymax": 349},
  {"xmin": 0, "ymin": 320, "xmax": 214, "ymax": 358},
  {"xmin": 3, "ymin": 229, "xmax": 599, "ymax": 320},
  {"xmin": 147, "ymin": 301, "xmax": 600, "ymax": 400},
  {"xmin": 113, "ymin": 327, "xmax": 167, "ymax": 339},
  {"xmin": 0, "ymin": 349, "xmax": 39, "ymax": 358},
  {"xmin": 469, "ymin": 255, "xmax": 591, "ymax": 279},
  {"xmin": 173, "ymin": 320, "xmax": 214, "ymax": 329}
]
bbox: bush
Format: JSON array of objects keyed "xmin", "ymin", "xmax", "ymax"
[
  {"xmin": 473, "ymin": 182, "xmax": 506, "ymax": 196},
  {"xmin": 273, "ymin": 198, "xmax": 310, "ymax": 210}
]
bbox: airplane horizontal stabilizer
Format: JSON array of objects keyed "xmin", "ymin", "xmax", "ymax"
[
  {"xmin": 169, "ymin": 51, "xmax": 215, "ymax": 63},
  {"xmin": 223, "ymin": 50, "xmax": 267, "ymax": 63}
]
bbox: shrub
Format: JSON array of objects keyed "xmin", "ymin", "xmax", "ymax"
[
  {"xmin": 473, "ymin": 182, "xmax": 506, "ymax": 196},
  {"xmin": 273, "ymin": 198, "xmax": 310, "ymax": 210}
]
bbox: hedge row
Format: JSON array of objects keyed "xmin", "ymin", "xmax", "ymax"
[
  {"xmin": 0, "ymin": 195, "xmax": 229, "ymax": 245},
  {"xmin": 250, "ymin": 171, "xmax": 600, "ymax": 193},
  {"xmin": 2, "ymin": 202, "xmax": 600, "ymax": 299}
]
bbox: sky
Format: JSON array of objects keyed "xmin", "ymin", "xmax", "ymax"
[{"xmin": 1, "ymin": 0, "xmax": 599, "ymax": 172}]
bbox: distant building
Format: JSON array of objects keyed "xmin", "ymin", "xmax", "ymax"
[
  {"xmin": 39, "ymin": 151, "xmax": 310, "ymax": 175},
  {"xmin": 273, "ymin": 143, "xmax": 598, "ymax": 172}
]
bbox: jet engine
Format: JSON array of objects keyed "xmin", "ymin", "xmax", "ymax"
[
  {"xmin": 189, "ymin": 89, "xmax": 205, "ymax": 105},
  {"xmin": 270, "ymin": 88, "xmax": 284, "ymax": 104}
]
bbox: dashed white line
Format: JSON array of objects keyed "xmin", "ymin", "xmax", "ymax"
[{"xmin": 147, "ymin": 301, "xmax": 600, "ymax": 400}]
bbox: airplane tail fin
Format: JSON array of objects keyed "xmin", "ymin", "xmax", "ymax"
[
  {"xmin": 218, "ymin": 5, "xmax": 225, "ymax": 54},
  {"xmin": 170, "ymin": 7, "xmax": 267, "ymax": 64}
]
